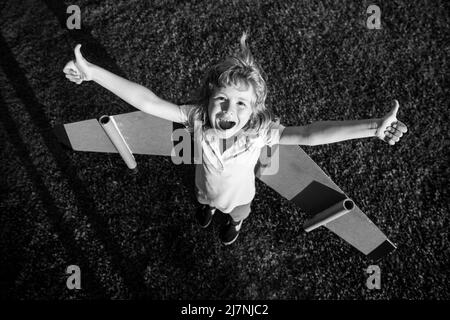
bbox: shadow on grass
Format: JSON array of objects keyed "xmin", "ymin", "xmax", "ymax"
[
  {"xmin": 0, "ymin": 93, "xmax": 106, "ymax": 298},
  {"xmin": 0, "ymin": 34, "xmax": 149, "ymax": 298}
]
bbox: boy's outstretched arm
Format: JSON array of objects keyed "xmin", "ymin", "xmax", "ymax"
[
  {"xmin": 279, "ymin": 100, "xmax": 408, "ymax": 146},
  {"xmin": 63, "ymin": 44, "xmax": 183, "ymax": 123}
]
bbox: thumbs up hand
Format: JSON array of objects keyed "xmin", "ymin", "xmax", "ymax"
[
  {"xmin": 375, "ymin": 100, "xmax": 408, "ymax": 145},
  {"xmin": 63, "ymin": 44, "xmax": 93, "ymax": 84}
]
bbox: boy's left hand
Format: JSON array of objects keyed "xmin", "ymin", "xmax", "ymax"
[{"xmin": 375, "ymin": 100, "xmax": 408, "ymax": 145}]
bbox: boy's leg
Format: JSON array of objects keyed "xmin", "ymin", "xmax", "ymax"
[
  {"xmin": 196, "ymin": 204, "xmax": 216, "ymax": 228},
  {"xmin": 227, "ymin": 202, "xmax": 252, "ymax": 222},
  {"xmin": 194, "ymin": 186, "xmax": 216, "ymax": 228},
  {"xmin": 220, "ymin": 202, "xmax": 251, "ymax": 245}
]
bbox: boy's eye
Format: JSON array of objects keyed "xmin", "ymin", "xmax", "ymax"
[
  {"xmin": 238, "ymin": 102, "xmax": 247, "ymax": 108},
  {"xmin": 216, "ymin": 97, "xmax": 225, "ymax": 101}
]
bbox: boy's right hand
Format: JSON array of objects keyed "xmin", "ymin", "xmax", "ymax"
[{"xmin": 63, "ymin": 44, "xmax": 93, "ymax": 84}]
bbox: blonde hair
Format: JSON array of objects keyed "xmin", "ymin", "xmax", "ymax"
[{"xmin": 185, "ymin": 32, "xmax": 278, "ymax": 134}]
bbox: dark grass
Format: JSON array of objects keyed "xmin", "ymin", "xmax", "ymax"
[{"xmin": 0, "ymin": 0, "xmax": 449, "ymax": 299}]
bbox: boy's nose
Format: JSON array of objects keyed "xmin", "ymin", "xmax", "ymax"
[
  {"xmin": 220, "ymin": 101, "xmax": 235, "ymax": 114},
  {"xmin": 220, "ymin": 100, "xmax": 229, "ymax": 111}
]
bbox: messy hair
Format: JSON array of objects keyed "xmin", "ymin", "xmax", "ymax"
[{"xmin": 185, "ymin": 32, "xmax": 278, "ymax": 134}]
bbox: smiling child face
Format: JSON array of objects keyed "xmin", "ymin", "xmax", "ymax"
[{"xmin": 207, "ymin": 82, "xmax": 257, "ymax": 139}]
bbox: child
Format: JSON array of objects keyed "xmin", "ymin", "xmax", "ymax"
[{"xmin": 63, "ymin": 33, "xmax": 407, "ymax": 246}]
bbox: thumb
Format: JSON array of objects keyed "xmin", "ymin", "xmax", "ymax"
[
  {"xmin": 74, "ymin": 44, "xmax": 88, "ymax": 67},
  {"xmin": 74, "ymin": 44, "xmax": 83, "ymax": 60},
  {"xmin": 389, "ymin": 99, "xmax": 400, "ymax": 117}
]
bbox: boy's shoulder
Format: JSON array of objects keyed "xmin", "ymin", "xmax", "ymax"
[{"xmin": 257, "ymin": 120, "xmax": 285, "ymax": 147}]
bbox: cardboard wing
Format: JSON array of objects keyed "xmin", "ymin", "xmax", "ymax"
[{"xmin": 54, "ymin": 111, "xmax": 396, "ymax": 260}]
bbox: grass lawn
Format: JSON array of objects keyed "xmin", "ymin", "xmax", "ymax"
[{"xmin": 0, "ymin": 0, "xmax": 448, "ymax": 299}]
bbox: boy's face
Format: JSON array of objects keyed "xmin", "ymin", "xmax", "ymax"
[{"xmin": 207, "ymin": 83, "xmax": 256, "ymax": 139}]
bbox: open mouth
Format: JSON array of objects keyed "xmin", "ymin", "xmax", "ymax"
[{"xmin": 218, "ymin": 119, "xmax": 236, "ymax": 130}]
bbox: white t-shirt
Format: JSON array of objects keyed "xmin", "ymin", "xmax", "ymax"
[{"xmin": 179, "ymin": 105, "xmax": 285, "ymax": 213}]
